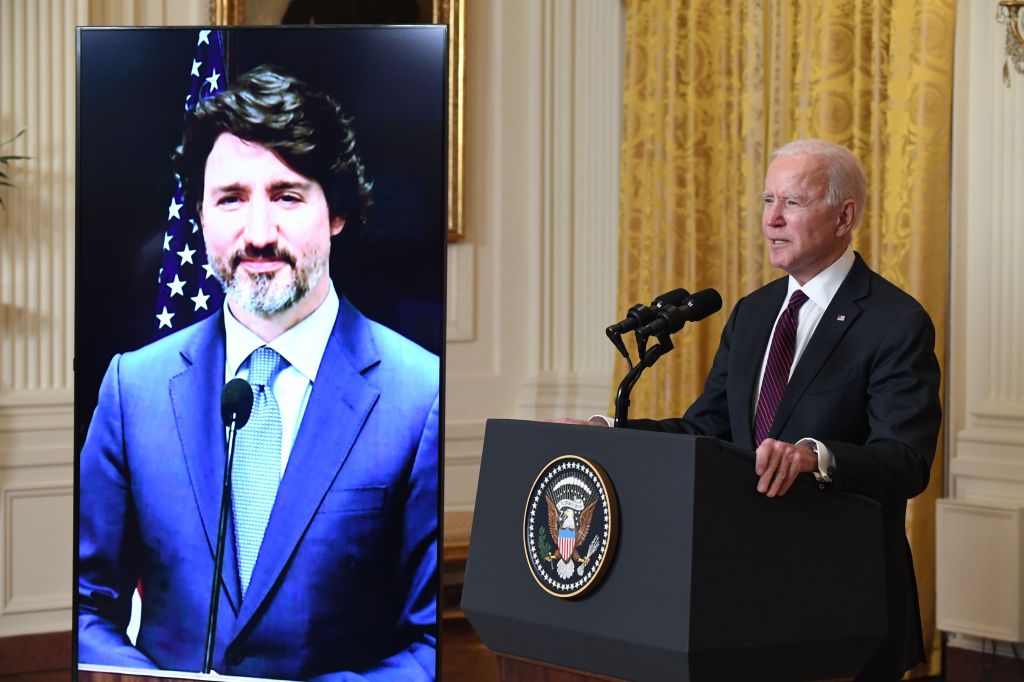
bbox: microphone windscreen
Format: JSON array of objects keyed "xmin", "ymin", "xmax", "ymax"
[
  {"xmin": 221, "ymin": 378, "xmax": 254, "ymax": 429},
  {"xmin": 653, "ymin": 288, "xmax": 689, "ymax": 309},
  {"xmin": 684, "ymin": 288, "xmax": 723, "ymax": 321}
]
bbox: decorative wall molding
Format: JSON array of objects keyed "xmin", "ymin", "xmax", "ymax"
[
  {"xmin": 941, "ymin": 0, "xmax": 1024, "ymax": 653},
  {"xmin": 0, "ymin": 0, "xmax": 206, "ymax": 641},
  {"xmin": 969, "ymin": 403, "xmax": 1024, "ymax": 427},
  {"xmin": 443, "ymin": 0, "xmax": 623, "ymax": 510},
  {"xmin": 2, "ymin": 484, "xmax": 73, "ymax": 615},
  {"xmin": 516, "ymin": 0, "xmax": 623, "ymax": 420},
  {"xmin": 444, "ymin": 419, "xmax": 487, "ymax": 465},
  {"xmin": 517, "ymin": 372, "xmax": 613, "ymax": 421},
  {"xmin": 0, "ymin": 0, "xmax": 83, "ymax": 396},
  {"xmin": 937, "ymin": 501, "xmax": 1024, "ymax": 642},
  {"xmin": 446, "ymin": 242, "xmax": 476, "ymax": 342},
  {"xmin": 0, "ymin": 393, "xmax": 73, "ymax": 469},
  {"xmin": 949, "ymin": 0, "xmax": 1024, "ymax": 500},
  {"xmin": 443, "ymin": 420, "xmax": 487, "ymax": 510},
  {"xmin": 86, "ymin": 0, "xmax": 206, "ymax": 25}
]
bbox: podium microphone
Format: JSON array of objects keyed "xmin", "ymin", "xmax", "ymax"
[
  {"xmin": 606, "ymin": 288, "xmax": 689, "ymax": 336},
  {"xmin": 204, "ymin": 379, "xmax": 254, "ymax": 674},
  {"xmin": 639, "ymin": 288, "xmax": 723, "ymax": 337}
]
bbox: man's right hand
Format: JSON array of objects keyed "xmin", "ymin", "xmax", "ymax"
[{"xmin": 547, "ymin": 416, "xmax": 609, "ymax": 427}]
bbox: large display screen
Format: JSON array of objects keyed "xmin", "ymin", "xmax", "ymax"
[{"xmin": 75, "ymin": 26, "xmax": 445, "ymax": 680}]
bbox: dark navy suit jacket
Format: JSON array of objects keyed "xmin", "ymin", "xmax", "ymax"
[
  {"xmin": 629, "ymin": 253, "xmax": 941, "ymax": 679},
  {"xmin": 78, "ymin": 297, "xmax": 439, "ymax": 680}
]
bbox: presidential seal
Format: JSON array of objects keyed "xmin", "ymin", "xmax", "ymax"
[{"xmin": 523, "ymin": 455, "xmax": 618, "ymax": 598}]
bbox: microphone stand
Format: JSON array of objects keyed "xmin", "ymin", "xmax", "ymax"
[
  {"xmin": 204, "ymin": 416, "xmax": 241, "ymax": 674},
  {"xmin": 613, "ymin": 331, "xmax": 675, "ymax": 428}
]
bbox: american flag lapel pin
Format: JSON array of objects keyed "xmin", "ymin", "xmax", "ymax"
[{"xmin": 836, "ymin": 314, "xmax": 846, "ymax": 322}]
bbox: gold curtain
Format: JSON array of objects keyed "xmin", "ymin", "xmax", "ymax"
[{"xmin": 618, "ymin": 1, "xmax": 954, "ymax": 676}]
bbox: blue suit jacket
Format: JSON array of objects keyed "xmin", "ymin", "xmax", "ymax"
[{"xmin": 78, "ymin": 298, "xmax": 439, "ymax": 680}]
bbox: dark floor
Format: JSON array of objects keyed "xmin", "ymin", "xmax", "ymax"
[
  {"xmin": 3, "ymin": 629, "xmax": 1023, "ymax": 681},
  {"xmin": 0, "ymin": 631, "xmax": 69, "ymax": 681}
]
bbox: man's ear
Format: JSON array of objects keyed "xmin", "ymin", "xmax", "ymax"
[
  {"xmin": 330, "ymin": 216, "xmax": 346, "ymax": 237},
  {"xmin": 835, "ymin": 199, "xmax": 856, "ymax": 238}
]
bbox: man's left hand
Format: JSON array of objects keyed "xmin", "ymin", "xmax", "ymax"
[{"xmin": 754, "ymin": 438, "xmax": 817, "ymax": 498}]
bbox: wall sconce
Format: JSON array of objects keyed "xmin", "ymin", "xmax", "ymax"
[{"xmin": 997, "ymin": 0, "xmax": 1024, "ymax": 86}]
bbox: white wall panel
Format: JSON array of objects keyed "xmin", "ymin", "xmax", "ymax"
[
  {"xmin": 3, "ymin": 485, "xmax": 73, "ymax": 615},
  {"xmin": 941, "ymin": 0, "xmax": 1024, "ymax": 650},
  {"xmin": 950, "ymin": 0, "xmax": 1024, "ymax": 500},
  {"xmin": 0, "ymin": 0, "xmax": 205, "ymax": 639},
  {"xmin": 442, "ymin": 0, "xmax": 625, "ymax": 509},
  {"xmin": 0, "ymin": 0, "xmax": 81, "ymax": 394}
]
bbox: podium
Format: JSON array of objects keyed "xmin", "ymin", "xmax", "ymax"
[{"xmin": 461, "ymin": 420, "xmax": 887, "ymax": 682}]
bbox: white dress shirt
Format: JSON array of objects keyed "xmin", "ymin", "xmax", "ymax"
[
  {"xmin": 754, "ymin": 246, "xmax": 855, "ymax": 481},
  {"xmin": 223, "ymin": 285, "xmax": 339, "ymax": 477}
]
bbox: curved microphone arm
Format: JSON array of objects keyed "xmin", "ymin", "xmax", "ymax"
[
  {"xmin": 613, "ymin": 332, "xmax": 675, "ymax": 428},
  {"xmin": 605, "ymin": 326, "xmax": 633, "ymax": 371}
]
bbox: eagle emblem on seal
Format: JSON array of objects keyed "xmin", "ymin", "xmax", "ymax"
[
  {"xmin": 546, "ymin": 492, "xmax": 598, "ymax": 579},
  {"xmin": 524, "ymin": 455, "xmax": 618, "ymax": 598}
]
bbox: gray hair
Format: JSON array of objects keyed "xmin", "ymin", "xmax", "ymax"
[{"xmin": 771, "ymin": 139, "xmax": 867, "ymax": 227}]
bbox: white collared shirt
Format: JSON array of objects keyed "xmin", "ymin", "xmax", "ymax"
[
  {"xmin": 223, "ymin": 285, "xmax": 339, "ymax": 477},
  {"xmin": 753, "ymin": 246, "xmax": 855, "ymax": 482},
  {"xmin": 753, "ymin": 246, "xmax": 856, "ymax": 398}
]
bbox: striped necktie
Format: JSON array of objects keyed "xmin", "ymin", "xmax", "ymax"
[
  {"xmin": 232, "ymin": 346, "xmax": 287, "ymax": 597},
  {"xmin": 753, "ymin": 289, "xmax": 809, "ymax": 446}
]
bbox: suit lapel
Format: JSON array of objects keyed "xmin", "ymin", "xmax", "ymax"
[
  {"xmin": 732, "ymin": 279, "xmax": 787, "ymax": 450},
  {"xmin": 168, "ymin": 312, "xmax": 242, "ymax": 611},
  {"xmin": 768, "ymin": 254, "xmax": 870, "ymax": 439},
  {"xmin": 231, "ymin": 298, "xmax": 381, "ymax": 635}
]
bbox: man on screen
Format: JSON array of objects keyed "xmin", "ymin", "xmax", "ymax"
[
  {"xmin": 78, "ymin": 65, "xmax": 438, "ymax": 680},
  {"xmin": 559, "ymin": 140, "xmax": 940, "ymax": 680}
]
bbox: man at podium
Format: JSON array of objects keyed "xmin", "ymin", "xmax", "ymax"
[{"xmin": 560, "ymin": 139, "xmax": 941, "ymax": 681}]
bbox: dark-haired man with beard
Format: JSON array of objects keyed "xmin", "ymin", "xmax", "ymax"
[{"xmin": 78, "ymin": 66, "xmax": 438, "ymax": 680}]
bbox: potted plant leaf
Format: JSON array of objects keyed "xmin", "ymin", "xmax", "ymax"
[{"xmin": 0, "ymin": 129, "xmax": 28, "ymax": 209}]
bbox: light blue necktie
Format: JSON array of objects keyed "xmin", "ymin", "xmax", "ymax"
[{"xmin": 232, "ymin": 346, "xmax": 287, "ymax": 597}]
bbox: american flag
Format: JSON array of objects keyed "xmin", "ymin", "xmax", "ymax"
[{"xmin": 154, "ymin": 29, "xmax": 227, "ymax": 338}]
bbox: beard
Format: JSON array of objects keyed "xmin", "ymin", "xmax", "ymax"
[{"xmin": 209, "ymin": 242, "xmax": 328, "ymax": 316}]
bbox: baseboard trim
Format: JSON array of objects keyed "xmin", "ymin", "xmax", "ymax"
[{"xmin": 0, "ymin": 631, "xmax": 71, "ymax": 676}]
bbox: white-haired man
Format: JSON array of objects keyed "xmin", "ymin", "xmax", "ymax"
[{"xmin": 562, "ymin": 140, "xmax": 941, "ymax": 679}]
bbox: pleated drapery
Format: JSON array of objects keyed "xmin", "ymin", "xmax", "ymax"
[{"xmin": 617, "ymin": 1, "xmax": 955, "ymax": 676}]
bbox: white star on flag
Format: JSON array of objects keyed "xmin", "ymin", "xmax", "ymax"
[
  {"xmin": 167, "ymin": 274, "xmax": 186, "ymax": 297},
  {"xmin": 206, "ymin": 69, "xmax": 220, "ymax": 91},
  {"xmin": 156, "ymin": 307, "xmax": 175, "ymax": 329},
  {"xmin": 190, "ymin": 218, "xmax": 199, "ymax": 234},
  {"xmin": 191, "ymin": 289, "xmax": 210, "ymax": 311},
  {"xmin": 168, "ymin": 198, "xmax": 183, "ymax": 221},
  {"xmin": 203, "ymin": 262, "xmax": 216, "ymax": 279},
  {"xmin": 198, "ymin": 30, "xmax": 211, "ymax": 46},
  {"xmin": 191, "ymin": 59, "xmax": 202, "ymax": 77},
  {"xmin": 163, "ymin": 233, "xmax": 173, "ymax": 251},
  {"xmin": 177, "ymin": 244, "xmax": 196, "ymax": 265}
]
